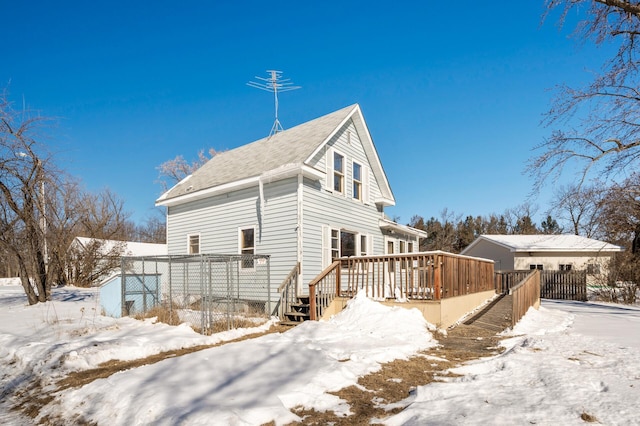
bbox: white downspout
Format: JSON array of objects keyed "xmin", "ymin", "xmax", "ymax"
[
  {"xmin": 258, "ymin": 177, "xmax": 265, "ymax": 242},
  {"xmin": 297, "ymin": 172, "xmax": 303, "ymax": 296}
]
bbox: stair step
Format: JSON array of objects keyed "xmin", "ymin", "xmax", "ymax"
[
  {"xmin": 279, "ymin": 320, "xmax": 303, "ymax": 327},
  {"xmin": 290, "ymin": 303, "xmax": 310, "ymax": 309},
  {"xmin": 285, "ymin": 311, "xmax": 310, "ymax": 318}
]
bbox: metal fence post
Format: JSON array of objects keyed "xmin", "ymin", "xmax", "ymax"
[
  {"xmin": 266, "ymin": 256, "xmax": 271, "ymax": 316},
  {"xmin": 120, "ymin": 257, "xmax": 125, "ymax": 316}
]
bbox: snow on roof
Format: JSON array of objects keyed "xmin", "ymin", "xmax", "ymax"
[
  {"xmin": 73, "ymin": 237, "xmax": 167, "ymax": 257},
  {"xmin": 467, "ymin": 234, "xmax": 625, "ymax": 253}
]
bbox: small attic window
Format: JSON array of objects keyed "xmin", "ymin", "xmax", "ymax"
[{"xmin": 347, "ymin": 131, "xmax": 352, "ymax": 145}]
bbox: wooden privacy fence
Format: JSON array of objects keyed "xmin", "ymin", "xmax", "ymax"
[
  {"xmin": 497, "ymin": 270, "xmax": 587, "ymax": 301},
  {"xmin": 510, "ymin": 270, "xmax": 541, "ymax": 326},
  {"xmin": 308, "ymin": 251, "xmax": 495, "ymax": 320},
  {"xmin": 540, "ymin": 270, "xmax": 587, "ymax": 301}
]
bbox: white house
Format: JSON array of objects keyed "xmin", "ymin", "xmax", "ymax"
[
  {"xmin": 461, "ymin": 234, "xmax": 624, "ymax": 279},
  {"xmin": 155, "ymin": 104, "xmax": 427, "ymax": 293}
]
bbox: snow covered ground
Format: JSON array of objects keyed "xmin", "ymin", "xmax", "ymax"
[{"xmin": 1, "ymin": 279, "xmax": 639, "ymax": 425}]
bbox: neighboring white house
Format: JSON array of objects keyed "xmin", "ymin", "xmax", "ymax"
[
  {"xmin": 155, "ymin": 104, "xmax": 427, "ymax": 293},
  {"xmin": 461, "ymin": 234, "xmax": 624, "ymax": 280},
  {"xmin": 68, "ymin": 237, "xmax": 167, "ymax": 286},
  {"xmin": 69, "ymin": 237, "xmax": 167, "ymax": 259}
]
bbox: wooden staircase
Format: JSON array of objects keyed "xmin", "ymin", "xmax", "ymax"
[{"xmin": 280, "ymin": 296, "xmax": 311, "ymax": 326}]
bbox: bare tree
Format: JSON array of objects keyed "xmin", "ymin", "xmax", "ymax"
[
  {"xmin": 156, "ymin": 148, "xmax": 218, "ymax": 191},
  {"xmin": 597, "ymin": 173, "xmax": 640, "ymax": 245},
  {"xmin": 0, "ymin": 90, "xmax": 55, "ymax": 304},
  {"xmin": 416, "ymin": 209, "xmax": 460, "ymax": 252},
  {"xmin": 531, "ymin": 1, "xmax": 640, "ymax": 185},
  {"xmin": 502, "ymin": 203, "xmax": 539, "ymax": 235},
  {"xmin": 77, "ymin": 188, "xmax": 133, "ymax": 240},
  {"xmin": 549, "ymin": 183, "xmax": 604, "ymax": 237},
  {"xmin": 135, "ymin": 213, "xmax": 166, "ymax": 243}
]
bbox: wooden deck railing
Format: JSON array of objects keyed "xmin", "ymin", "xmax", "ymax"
[
  {"xmin": 495, "ymin": 270, "xmax": 532, "ymax": 294},
  {"xmin": 337, "ymin": 251, "xmax": 494, "ymax": 301},
  {"xmin": 276, "ymin": 263, "xmax": 299, "ymax": 319},
  {"xmin": 510, "ymin": 270, "xmax": 540, "ymax": 326},
  {"xmin": 308, "ymin": 260, "xmax": 341, "ymax": 320}
]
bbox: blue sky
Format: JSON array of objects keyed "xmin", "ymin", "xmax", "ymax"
[{"xmin": 2, "ymin": 1, "xmax": 613, "ymax": 226}]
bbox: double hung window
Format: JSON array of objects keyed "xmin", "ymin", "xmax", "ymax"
[
  {"xmin": 240, "ymin": 228, "xmax": 255, "ymax": 268},
  {"xmin": 188, "ymin": 234, "xmax": 200, "ymax": 254},
  {"xmin": 333, "ymin": 152, "xmax": 344, "ymax": 194}
]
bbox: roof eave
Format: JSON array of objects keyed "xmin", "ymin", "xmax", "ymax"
[
  {"xmin": 155, "ymin": 176, "xmax": 261, "ymax": 207},
  {"xmin": 156, "ymin": 164, "xmax": 325, "ymax": 207},
  {"xmin": 379, "ymin": 218, "xmax": 428, "ymax": 238}
]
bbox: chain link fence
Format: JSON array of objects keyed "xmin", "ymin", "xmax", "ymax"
[{"xmin": 118, "ymin": 254, "xmax": 272, "ymax": 334}]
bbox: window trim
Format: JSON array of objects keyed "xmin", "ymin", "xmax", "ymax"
[
  {"xmin": 239, "ymin": 226, "xmax": 256, "ymax": 269},
  {"xmin": 187, "ymin": 233, "xmax": 200, "ymax": 255},
  {"xmin": 559, "ymin": 264, "xmax": 573, "ymax": 271},
  {"xmin": 529, "ymin": 264, "xmax": 543, "ymax": 271}
]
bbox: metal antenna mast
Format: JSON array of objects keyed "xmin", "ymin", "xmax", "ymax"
[{"xmin": 247, "ymin": 70, "xmax": 300, "ymax": 136}]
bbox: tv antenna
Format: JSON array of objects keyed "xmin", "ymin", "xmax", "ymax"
[{"xmin": 247, "ymin": 70, "xmax": 300, "ymax": 136}]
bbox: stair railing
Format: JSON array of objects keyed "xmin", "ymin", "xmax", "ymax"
[
  {"xmin": 276, "ymin": 263, "xmax": 300, "ymax": 319},
  {"xmin": 509, "ymin": 269, "xmax": 540, "ymax": 326},
  {"xmin": 308, "ymin": 260, "xmax": 341, "ymax": 320}
]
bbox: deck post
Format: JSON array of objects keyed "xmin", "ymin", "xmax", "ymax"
[
  {"xmin": 309, "ymin": 283, "xmax": 317, "ymax": 321},
  {"xmin": 335, "ymin": 261, "xmax": 341, "ymax": 296},
  {"xmin": 434, "ymin": 255, "xmax": 442, "ymax": 300}
]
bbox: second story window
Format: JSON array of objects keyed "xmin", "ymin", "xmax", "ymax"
[
  {"xmin": 333, "ymin": 152, "xmax": 344, "ymax": 194},
  {"xmin": 353, "ymin": 162, "xmax": 362, "ymax": 200}
]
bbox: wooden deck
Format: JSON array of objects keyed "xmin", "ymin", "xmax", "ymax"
[{"xmin": 308, "ymin": 251, "xmax": 495, "ymax": 320}]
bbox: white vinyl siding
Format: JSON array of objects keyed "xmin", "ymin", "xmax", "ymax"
[
  {"xmin": 306, "ymin": 177, "xmax": 384, "ymax": 283},
  {"xmin": 166, "ymin": 178, "xmax": 299, "ymax": 293},
  {"xmin": 312, "ymin": 120, "xmax": 381, "ymax": 204}
]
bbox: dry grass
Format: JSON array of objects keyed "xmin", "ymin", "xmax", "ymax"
[
  {"xmin": 133, "ymin": 305, "xmax": 182, "ymax": 326},
  {"xmin": 12, "ymin": 323, "xmax": 291, "ymax": 424},
  {"xmin": 56, "ymin": 323, "xmax": 289, "ymax": 391},
  {"xmin": 581, "ymin": 411, "xmax": 599, "ymax": 423},
  {"xmin": 134, "ymin": 304, "xmax": 270, "ymax": 335},
  {"xmin": 14, "ymin": 317, "xmax": 508, "ymax": 425},
  {"xmin": 288, "ymin": 324, "xmax": 504, "ymax": 425}
]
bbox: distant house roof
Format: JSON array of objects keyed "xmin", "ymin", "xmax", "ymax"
[
  {"xmin": 72, "ymin": 237, "xmax": 167, "ymax": 257},
  {"xmin": 156, "ymin": 104, "xmax": 395, "ymax": 207},
  {"xmin": 462, "ymin": 234, "xmax": 625, "ymax": 254}
]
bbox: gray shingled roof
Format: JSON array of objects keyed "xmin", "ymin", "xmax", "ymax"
[{"xmin": 159, "ymin": 104, "xmax": 358, "ymax": 202}]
